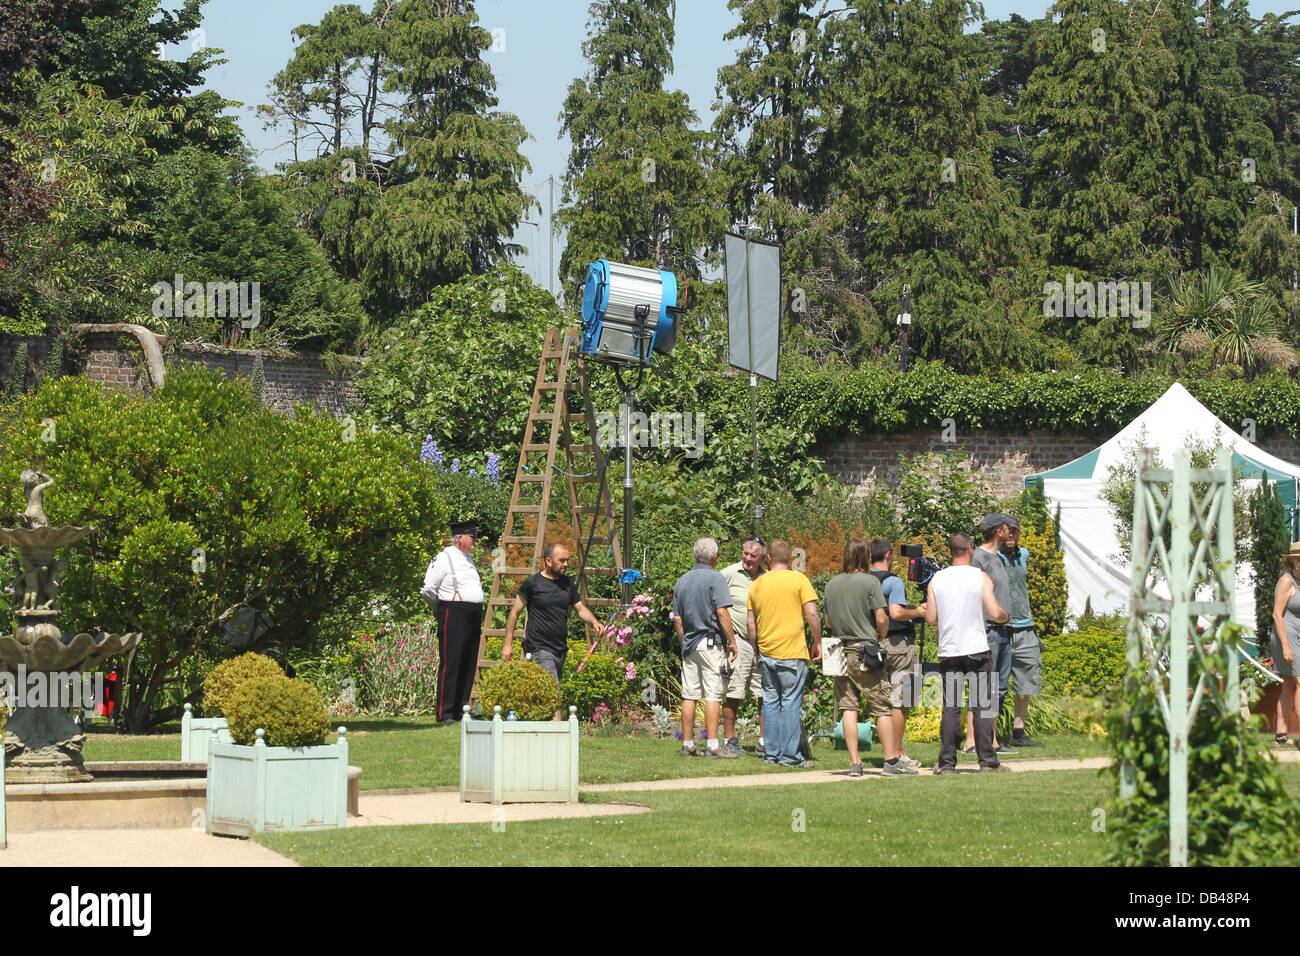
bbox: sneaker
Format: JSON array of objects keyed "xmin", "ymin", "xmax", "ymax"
[
  {"xmin": 722, "ymin": 737, "xmax": 742, "ymax": 756},
  {"xmin": 848, "ymin": 762, "xmax": 864, "ymax": 777},
  {"xmin": 882, "ymin": 760, "xmax": 919, "ymax": 776},
  {"xmin": 979, "ymin": 763, "xmax": 1011, "ymax": 772},
  {"xmin": 679, "ymin": 744, "xmax": 701, "ymax": 757},
  {"xmin": 756, "ymin": 741, "xmax": 765, "ymax": 757},
  {"xmin": 933, "ymin": 765, "xmax": 956, "ymax": 775},
  {"xmin": 1011, "ymin": 734, "xmax": 1044, "ymax": 748},
  {"xmin": 995, "ymin": 743, "xmax": 1019, "ymax": 755},
  {"xmin": 899, "ymin": 752, "xmax": 923, "ymax": 770},
  {"xmin": 706, "ymin": 746, "xmax": 739, "ymax": 759}
]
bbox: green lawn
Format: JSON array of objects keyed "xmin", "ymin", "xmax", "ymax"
[
  {"xmin": 79, "ymin": 715, "xmax": 1111, "ymax": 789},
  {"xmin": 257, "ymin": 769, "xmax": 1117, "ymax": 866}
]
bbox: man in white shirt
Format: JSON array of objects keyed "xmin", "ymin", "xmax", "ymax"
[
  {"xmin": 422, "ymin": 520, "xmax": 486, "ymax": 722},
  {"xmin": 924, "ymin": 532, "xmax": 1010, "ymax": 773}
]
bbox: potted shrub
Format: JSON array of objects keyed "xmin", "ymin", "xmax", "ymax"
[
  {"xmin": 461, "ymin": 660, "xmax": 579, "ymax": 804},
  {"xmin": 206, "ymin": 674, "xmax": 352, "ymax": 836},
  {"xmin": 184, "ymin": 652, "xmax": 285, "ymax": 760}
]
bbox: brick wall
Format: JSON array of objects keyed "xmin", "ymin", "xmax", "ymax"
[
  {"xmin": 0, "ymin": 333, "xmax": 361, "ymax": 416},
  {"xmin": 818, "ymin": 429, "xmax": 1300, "ymax": 499}
]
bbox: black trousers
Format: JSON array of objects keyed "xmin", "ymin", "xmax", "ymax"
[
  {"xmin": 436, "ymin": 601, "xmax": 483, "ymax": 721},
  {"xmin": 938, "ymin": 652, "xmax": 999, "ymax": 769}
]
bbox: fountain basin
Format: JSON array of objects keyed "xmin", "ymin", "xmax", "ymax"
[{"xmin": 2, "ymin": 761, "xmax": 362, "ymax": 831}]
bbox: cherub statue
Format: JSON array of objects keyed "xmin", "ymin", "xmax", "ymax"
[
  {"xmin": 39, "ymin": 557, "xmax": 64, "ymax": 609},
  {"xmin": 17, "ymin": 465, "xmax": 54, "ymax": 530},
  {"xmin": 19, "ymin": 555, "xmax": 42, "ymax": 611}
]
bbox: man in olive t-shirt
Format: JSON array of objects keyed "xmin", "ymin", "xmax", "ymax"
[{"xmin": 824, "ymin": 538, "xmax": 913, "ymax": 775}]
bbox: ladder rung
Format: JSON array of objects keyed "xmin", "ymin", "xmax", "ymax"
[
  {"xmin": 538, "ymin": 382, "xmax": 578, "ymax": 391},
  {"xmin": 499, "ymin": 535, "xmax": 539, "ymax": 544},
  {"xmin": 511, "ymin": 505, "xmax": 543, "ymax": 513},
  {"xmin": 518, "ymin": 474, "xmax": 546, "ymax": 482},
  {"xmin": 477, "ymin": 658, "xmax": 502, "ymax": 668},
  {"xmin": 487, "ymin": 597, "xmax": 518, "ymax": 606},
  {"xmin": 499, "ymin": 566, "xmax": 538, "ymax": 575},
  {"xmin": 523, "ymin": 443, "xmax": 551, "ymax": 451},
  {"xmin": 574, "ymin": 506, "xmax": 603, "ymax": 515},
  {"xmin": 568, "ymin": 444, "xmax": 595, "ymax": 454},
  {"xmin": 581, "ymin": 567, "xmax": 620, "ymax": 574},
  {"xmin": 528, "ymin": 413, "xmax": 560, "ymax": 421},
  {"xmin": 585, "ymin": 598, "xmax": 619, "ymax": 606}
]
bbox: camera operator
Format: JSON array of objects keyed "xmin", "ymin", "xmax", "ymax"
[
  {"xmin": 925, "ymin": 532, "xmax": 1010, "ymax": 773},
  {"xmin": 869, "ymin": 539, "xmax": 927, "ymax": 770}
]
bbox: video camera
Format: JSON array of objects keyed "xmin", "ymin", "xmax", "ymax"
[{"xmin": 900, "ymin": 544, "xmax": 945, "ymax": 588}]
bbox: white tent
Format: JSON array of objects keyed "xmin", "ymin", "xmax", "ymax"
[{"xmin": 1025, "ymin": 382, "xmax": 1300, "ymax": 650}]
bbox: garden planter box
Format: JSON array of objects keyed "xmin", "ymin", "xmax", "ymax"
[
  {"xmin": 180, "ymin": 703, "xmax": 232, "ymax": 761},
  {"xmin": 206, "ymin": 727, "xmax": 350, "ymax": 836},
  {"xmin": 1250, "ymin": 683, "xmax": 1300, "ymax": 734},
  {"xmin": 460, "ymin": 706, "xmax": 579, "ymax": 804}
]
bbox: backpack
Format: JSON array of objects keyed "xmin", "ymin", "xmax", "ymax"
[{"xmin": 870, "ymin": 569, "xmax": 915, "ymax": 640}]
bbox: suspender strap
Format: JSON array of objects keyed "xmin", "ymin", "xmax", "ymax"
[{"xmin": 444, "ymin": 547, "xmax": 463, "ymax": 602}]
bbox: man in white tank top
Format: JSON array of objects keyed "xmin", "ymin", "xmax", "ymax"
[{"xmin": 924, "ymin": 532, "xmax": 1010, "ymax": 772}]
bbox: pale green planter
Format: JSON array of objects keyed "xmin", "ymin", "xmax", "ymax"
[
  {"xmin": 180, "ymin": 703, "xmax": 232, "ymax": 761},
  {"xmin": 460, "ymin": 706, "xmax": 580, "ymax": 804},
  {"xmin": 206, "ymin": 727, "xmax": 349, "ymax": 836}
]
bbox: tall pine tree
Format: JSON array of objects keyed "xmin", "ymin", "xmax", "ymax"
[
  {"xmin": 795, "ymin": 0, "xmax": 1041, "ymax": 370},
  {"xmin": 556, "ymin": 0, "xmax": 724, "ymax": 296}
]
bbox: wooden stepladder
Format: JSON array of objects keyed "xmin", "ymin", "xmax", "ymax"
[{"xmin": 472, "ymin": 327, "xmax": 623, "ymax": 700}]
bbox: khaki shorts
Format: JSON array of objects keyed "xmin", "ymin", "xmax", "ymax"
[
  {"xmin": 1011, "ymin": 629, "xmax": 1042, "ymax": 696},
  {"xmin": 884, "ymin": 636, "xmax": 919, "ymax": 709},
  {"xmin": 726, "ymin": 637, "xmax": 762, "ymax": 700},
  {"xmin": 682, "ymin": 642, "xmax": 727, "ymax": 702},
  {"xmin": 834, "ymin": 644, "xmax": 892, "ymax": 718}
]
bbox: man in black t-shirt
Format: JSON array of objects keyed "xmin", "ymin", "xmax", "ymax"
[{"xmin": 503, "ymin": 542, "xmax": 603, "ymax": 718}]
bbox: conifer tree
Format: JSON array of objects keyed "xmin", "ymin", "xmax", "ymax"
[{"xmin": 556, "ymin": 0, "xmax": 724, "ymax": 296}]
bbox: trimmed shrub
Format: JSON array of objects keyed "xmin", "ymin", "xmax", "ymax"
[
  {"xmin": 1023, "ymin": 518, "xmax": 1067, "ymax": 639},
  {"xmin": 224, "ymin": 674, "xmax": 330, "ymax": 747},
  {"xmin": 1042, "ymin": 624, "xmax": 1127, "ymax": 695},
  {"xmin": 476, "ymin": 660, "xmax": 562, "ymax": 720},
  {"xmin": 202, "ymin": 652, "xmax": 285, "ymax": 717}
]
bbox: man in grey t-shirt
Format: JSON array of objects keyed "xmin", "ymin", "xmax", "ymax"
[{"xmin": 968, "ymin": 514, "xmax": 1016, "ymax": 755}]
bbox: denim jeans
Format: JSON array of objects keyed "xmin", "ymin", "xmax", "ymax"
[
  {"xmin": 987, "ymin": 626, "xmax": 1013, "ymax": 706},
  {"xmin": 760, "ymin": 655, "xmax": 807, "ymax": 766}
]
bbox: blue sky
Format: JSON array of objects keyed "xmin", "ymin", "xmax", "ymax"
[{"xmin": 191, "ymin": 0, "xmax": 1298, "ymax": 289}]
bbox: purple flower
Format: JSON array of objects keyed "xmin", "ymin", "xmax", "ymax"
[
  {"xmin": 421, "ymin": 435, "xmax": 444, "ymax": 467},
  {"xmin": 486, "ymin": 452, "xmax": 501, "ymax": 484},
  {"xmin": 674, "ymin": 731, "xmax": 683, "ymax": 740},
  {"xmin": 450, "ymin": 458, "xmax": 460, "ymax": 474},
  {"xmin": 468, "ymin": 468, "xmax": 477, "ymax": 479}
]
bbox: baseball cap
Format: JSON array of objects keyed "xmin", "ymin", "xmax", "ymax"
[{"xmin": 979, "ymin": 513, "xmax": 1011, "ymax": 532}]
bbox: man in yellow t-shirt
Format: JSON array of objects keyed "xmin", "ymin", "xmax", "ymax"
[{"xmin": 746, "ymin": 539, "xmax": 822, "ymax": 767}]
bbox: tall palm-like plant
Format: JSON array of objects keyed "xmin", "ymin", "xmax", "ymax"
[{"xmin": 1159, "ymin": 266, "xmax": 1293, "ymax": 373}]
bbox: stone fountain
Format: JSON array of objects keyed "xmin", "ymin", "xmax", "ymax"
[{"xmin": 0, "ymin": 457, "xmax": 141, "ymax": 783}]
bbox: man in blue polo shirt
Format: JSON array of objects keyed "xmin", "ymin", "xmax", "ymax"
[{"xmin": 672, "ymin": 538, "xmax": 739, "ymax": 758}]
